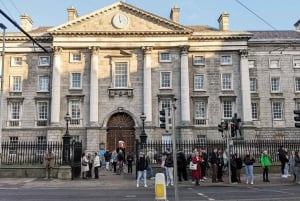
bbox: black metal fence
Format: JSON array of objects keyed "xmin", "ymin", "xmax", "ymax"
[
  {"xmin": 1, "ymin": 141, "xmax": 63, "ymax": 165},
  {"xmin": 142, "ymin": 139, "xmax": 300, "ymax": 164}
]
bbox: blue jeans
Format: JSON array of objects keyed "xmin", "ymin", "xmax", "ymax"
[
  {"xmin": 148, "ymin": 165, "xmax": 155, "ymax": 178},
  {"xmin": 245, "ymin": 165, "xmax": 254, "ymax": 183},
  {"xmin": 137, "ymin": 170, "xmax": 147, "ymax": 186}
]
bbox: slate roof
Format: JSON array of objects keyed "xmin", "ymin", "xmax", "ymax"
[{"xmin": 249, "ymin": 31, "xmax": 300, "ymax": 41}]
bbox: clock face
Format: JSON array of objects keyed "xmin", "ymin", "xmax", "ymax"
[{"xmin": 112, "ymin": 14, "xmax": 129, "ymax": 29}]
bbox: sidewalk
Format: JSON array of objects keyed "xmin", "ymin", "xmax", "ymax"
[{"xmin": 0, "ymin": 170, "xmax": 296, "ymax": 189}]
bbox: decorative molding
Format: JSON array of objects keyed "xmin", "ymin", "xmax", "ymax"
[
  {"xmin": 240, "ymin": 49, "xmax": 248, "ymax": 58},
  {"xmin": 142, "ymin": 46, "xmax": 153, "ymax": 54},
  {"xmin": 108, "ymin": 88, "xmax": 134, "ymax": 98},
  {"xmin": 53, "ymin": 46, "xmax": 63, "ymax": 55},
  {"xmin": 89, "ymin": 46, "xmax": 100, "ymax": 55},
  {"xmin": 180, "ymin": 45, "xmax": 190, "ymax": 55}
]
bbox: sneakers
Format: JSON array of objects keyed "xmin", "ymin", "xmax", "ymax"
[
  {"xmin": 136, "ymin": 184, "xmax": 139, "ymax": 188},
  {"xmin": 281, "ymin": 174, "xmax": 288, "ymax": 178},
  {"xmin": 150, "ymin": 177, "xmax": 155, "ymax": 180},
  {"xmin": 144, "ymin": 184, "xmax": 148, "ymax": 188},
  {"xmin": 246, "ymin": 181, "xmax": 249, "ymax": 184},
  {"xmin": 250, "ymin": 181, "xmax": 254, "ymax": 185}
]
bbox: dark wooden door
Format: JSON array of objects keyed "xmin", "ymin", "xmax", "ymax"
[{"xmin": 107, "ymin": 112, "xmax": 135, "ymax": 156}]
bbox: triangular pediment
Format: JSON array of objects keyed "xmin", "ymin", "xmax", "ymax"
[{"xmin": 48, "ymin": 2, "xmax": 192, "ymax": 35}]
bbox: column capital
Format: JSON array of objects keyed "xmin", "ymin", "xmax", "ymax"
[
  {"xmin": 180, "ymin": 45, "xmax": 190, "ymax": 55},
  {"xmin": 53, "ymin": 46, "xmax": 62, "ymax": 55},
  {"xmin": 89, "ymin": 46, "xmax": 100, "ymax": 55},
  {"xmin": 240, "ymin": 49, "xmax": 248, "ymax": 58},
  {"xmin": 142, "ymin": 46, "xmax": 153, "ymax": 54}
]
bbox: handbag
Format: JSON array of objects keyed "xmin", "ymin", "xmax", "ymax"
[
  {"xmin": 189, "ymin": 161, "xmax": 197, "ymax": 170},
  {"xmin": 82, "ymin": 160, "xmax": 87, "ymax": 166}
]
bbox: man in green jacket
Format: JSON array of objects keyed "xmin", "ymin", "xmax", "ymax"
[{"xmin": 260, "ymin": 150, "xmax": 272, "ymax": 182}]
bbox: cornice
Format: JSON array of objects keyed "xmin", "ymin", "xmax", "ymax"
[{"xmin": 50, "ymin": 31, "xmax": 192, "ymax": 36}]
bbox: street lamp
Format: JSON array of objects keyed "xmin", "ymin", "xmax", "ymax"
[
  {"xmin": 0, "ymin": 23, "xmax": 7, "ymax": 162},
  {"xmin": 139, "ymin": 113, "xmax": 147, "ymax": 147},
  {"xmin": 62, "ymin": 112, "xmax": 71, "ymax": 165}
]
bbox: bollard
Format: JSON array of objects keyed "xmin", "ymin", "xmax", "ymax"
[{"xmin": 155, "ymin": 173, "xmax": 167, "ymax": 201}]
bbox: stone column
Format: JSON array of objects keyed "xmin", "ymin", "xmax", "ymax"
[
  {"xmin": 180, "ymin": 46, "xmax": 190, "ymax": 123},
  {"xmin": 89, "ymin": 47, "xmax": 99, "ymax": 126},
  {"xmin": 142, "ymin": 47, "xmax": 152, "ymax": 122},
  {"xmin": 240, "ymin": 49, "xmax": 252, "ymax": 123},
  {"xmin": 50, "ymin": 47, "xmax": 62, "ymax": 125}
]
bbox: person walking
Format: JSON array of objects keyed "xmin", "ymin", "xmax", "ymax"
[
  {"xmin": 217, "ymin": 149, "xmax": 224, "ymax": 182},
  {"xmin": 111, "ymin": 150, "xmax": 118, "ymax": 173},
  {"xmin": 289, "ymin": 150, "xmax": 296, "ymax": 182},
  {"xmin": 44, "ymin": 148, "xmax": 54, "ymax": 179},
  {"xmin": 146, "ymin": 151, "xmax": 155, "ymax": 179},
  {"xmin": 260, "ymin": 150, "xmax": 272, "ymax": 182},
  {"xmin": 93, "ymin": 152, "xmax": 101, "ymax": 179},
  {"xmin": 116, "ymin": 150, "xmax": 124, "ymax": 175},
  {"xmin": 244, "ymin": 150, "xmax": 255, "ymax": 184},
  {"xmin": 177, "ymin": 148, "xmax": 188, "ymax": 182},
  {"xmin": 278, "ymin": 146, "xmax": 289, "ymax": 178},
  {"xmin": 230, "ymin": 154, "xmax": 238, "ymax": 184},
  {"xmin": 164, "ymin": 148, "xmax": 174, "ymax": 186},
  {"xmin": 192, "ymin": 151, "xmax": 202, "ymax": 186},
  {"xmin": 136, "ymin": 152, "xmax": 148, "ymax": 188}
]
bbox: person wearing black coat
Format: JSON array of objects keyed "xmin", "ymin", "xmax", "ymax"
[
  {"xmin": 210, "ymin": 148, "xmax": 218, "ymax": 183},
  {"xmin": 177, "ymin": 149, "xmax": 188, "ymax": 182},
  {"xmin": 235, "ymin": 153, "xmax": 243, "ymax": 183},
  {"xmin": 136, "ymin": 152, "xmax": 148, "ymax": 187}
]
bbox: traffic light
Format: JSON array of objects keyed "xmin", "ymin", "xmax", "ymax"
[
  {"xmin": 218, "ymin": 124, "xmax": 223, "ymax": 133},
  {"xmin": 294, "ymin": 110, "xmax": 300, "ymax": 128},
  {"xmin": 159, "ymin": 109, "xmax": 169, "ymax": 131},
  {"xmin": 231, "ymin": 123, "xmax": 236, "ymax": 137}
]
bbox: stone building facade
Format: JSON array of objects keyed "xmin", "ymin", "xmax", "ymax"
[{"xmin": 1, "ymin": 2, "xmax": 300, "ymax": 153}]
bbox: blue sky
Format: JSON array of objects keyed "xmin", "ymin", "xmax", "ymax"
[{"xmin": 1, "ymin": 0, "xmax": 300, "ymax": 32}]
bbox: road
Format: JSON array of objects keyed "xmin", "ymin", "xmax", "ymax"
[{"xmin": 1, "ymin": 185, "xmax": 300, "ymax": 201}]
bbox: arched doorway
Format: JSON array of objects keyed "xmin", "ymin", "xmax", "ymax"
[{"xmin": 107, "ymin": 112, "xmax": 135, "ymax": 156}]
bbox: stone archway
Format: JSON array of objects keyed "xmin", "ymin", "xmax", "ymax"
[{"xmin": 107, "ymin": 112, "xmax": 135, "ymax": 156}]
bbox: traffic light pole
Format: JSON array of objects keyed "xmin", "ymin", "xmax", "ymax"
[
  {"xmin": 226, "ymin": 126, "xmax": 231, "ymax": 184},
  {"xmin": 171, "ymin": 103, "xmax": 179, "ymax": 201}
]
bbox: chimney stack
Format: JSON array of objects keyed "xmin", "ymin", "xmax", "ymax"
[
  {"xmin": 67, "ymin": 6, "xmax": 78, "ymax": 21},
  {"xmin": 20, "ymin": 13, "xmax": 33, "ymax": 32},
  {"xmin": 170, "ymin": 6, "xmax": 180, "ymax": 23},
  {"xmin": 218, "ymin": 12, "xmax": 230, "ymax": 31}
]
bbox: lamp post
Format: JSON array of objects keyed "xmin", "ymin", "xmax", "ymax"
[
  {"xmin": 62, "ymin": 112, "xmax": 71, "ymax": 165},
  {"xmin": 0, "ymin": 23, "xmax": 7, "ymax": 162},
  {"xmin": 139, "ymin": 113, "xmax": 147, "ymax": 151}
]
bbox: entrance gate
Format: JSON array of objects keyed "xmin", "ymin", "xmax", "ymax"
[
  {"xmin": 71, "ymin": 141, "xmax": 82, "ymax": 179},
  {"xmin": 107, "ymin": 112, "xmax": 135, "ymax": 156}
]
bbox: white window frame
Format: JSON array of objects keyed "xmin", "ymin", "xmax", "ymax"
[
  {"xmin": 38, "ymin": 75, "xmax": 49, "ymax": 92},
  {"xmin": 295, "ymin": 77, "xmax": 300, "ymax": 92},
  {"xmin": 160, "ymin": 71, "xmax": 172, "ymax": 89},
  {"xmin": 194, "ymin": 74, "xmax": 205, "ymax": 91},
  {"xmin": 251, "ymin": 102, "xmax": 259, "ymax": 120},
  {"xmin": 193, "ymin": 55, "xmax": 205, "ymax": 66},
  {"xmin": 37, "ymin": 101, "xmax": 48, "ymax": 126},
  {"xmin": 269, "ymin": 59, "xmax": 280, "ymax": 68},
  {"xmin": 194, "ymin": 100, "xmax": 206, "ymax": 119},
  {"xmin": 39, "ymin": 56, "xmax": 50, "ymax": 66},
  {"xmin": 272, "ymin": 101, "xmax": 283, "ymax": 120},
  {"xmin": 113, "ymin": 62, "xmax": 129, "ymax": 88},
  {"xmin": 270, "ymin": 76, "xmax": 281, "ymax": 93},
  {"xmin": 10, "ymin": 56, "xmax": 23, "ymax": 67},
  {"xmin": 10, "ymin": 76, "xmax": 22, "ymax": 92},
  {"xmin": 160, "ymin": 99, "xmax": 172, "ymax": 127},
  {"xmin": 293, "ymin": 58, "xmax": 300, "ymax": 68},
  {"xmin": 250, "ymin": 77, "xmax": 257, "ymax": 92},
  {"xmin": 248, "ymin": 60, "xmax": 256, "ymax": 68},
  {"xmin": 222, "ymin": 100, "xmax": 233, "ymax": 119},
  {"xmin": 69, "ymin": 99, "xmax": 82, "ymax": 126},
  {"xmin": 69, "ymin": 52, "xmax": 82, "ymax": 63},
  {"xmin": 220, "ymin": 55, "xmax": 232, "ymax": 65},
  {"xmin": 221, "ymin": 73, "xmax": 232, "ymax": 90},
  {"xmin": 70, "ymin": 72, "xmax": 82, "ymax": 89},
  {"xmin": 159, "ymin": 52, "xmax": 171, "ymax": 62}
]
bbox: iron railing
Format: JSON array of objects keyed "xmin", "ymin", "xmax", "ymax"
[
  {"xmin": 142, "ymin": 139, "xmax": 300, "ymax": 165},
  {"xmin": 1, "ymin": 141, "xmax": 63, "ymax": 165}
]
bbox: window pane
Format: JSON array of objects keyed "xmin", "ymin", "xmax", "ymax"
[
  {"xmin": 194, "ymin": 75, "xmax": 204, "ymax": 90},
  {"xmin": 250, "ymin": 78, "xmax": 257, "ymax": 92},
  {"xmin": 161, "ymin": 72, "xmax": 171, "ymax": 88},
  {"xmin": 39, "ymin": 76, "xmax": 49, "ymax": 91},
  {"xmin": 273, "ymin": 102, "xmax": 282, "ymax": 119},
  {"xmin": 251, "ymin": 102, "xmax": 258, "ymax": 119},
  {"xmin": 222, "ymin": 74, "xmax": 232, "ymax": 90},
  {"xmin": 38, "ymin": 102, "xmax": 48, "ymax": 120},
  {"xmin": 160, "ymin": 53, "xmax": 170, "ymax": 61},
  {"xmin": 195, "ymin": 101, "xmax": 205, "ymax": 118},
  {"xmin": 223, "ymin": 101, "xmax": 232, "ymax": 118},
  {"xmin": 296, "ymin": 78, "xmax": 300, "ymax": 92},
  {"xmin": 72, "ymin": 73, "xmax": 81, "ymax": 88},
  {"xmin": 114, "ymin": 62, "xmax": 128, "ymax": 88},
  {"xmin": 12, "ymin": 76, "xmax": 21, "ymax": 92},
  {"xmin": 271, "ymin": 77, "xmax": 280, "ymax": 92},
  {"xmin": 71, "ymin": 100, "xmax": 81, "ymax": 119},
  {"xmin": 11, "ymin": 102, "xmax": 20, "ymax": 120},
  {"xmin": 193, "ymin": 56, "xmax": 205, "ymax": 65},
  {"xmin": 221, "ymin": 55, "xmax": 231, "ymax": 64}
]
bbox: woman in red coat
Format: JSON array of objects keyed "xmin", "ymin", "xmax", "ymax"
[{"xmin": 192, "ymin": 151, "xmax": 202, "ymax": 185}]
